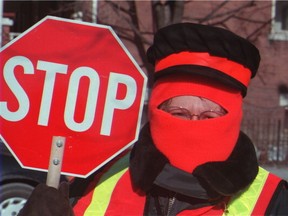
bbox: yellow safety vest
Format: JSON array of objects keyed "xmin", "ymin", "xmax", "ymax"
[
  {"xmin": 223, "ymin": 167, "xmax": 271, "ymax": 215},
  {"xmin": 74, "ymin": 154, "xmax": 280, "ymax": 216}
]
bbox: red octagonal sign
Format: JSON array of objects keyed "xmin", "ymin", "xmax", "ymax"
[{"xmin": 0, "ymin": 16, "xmax": 147, "ymax": 177}]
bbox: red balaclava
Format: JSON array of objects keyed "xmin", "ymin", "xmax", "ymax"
[{"xmin": 149, "ymin": 74, "xmax": 243, "ymax": 173}]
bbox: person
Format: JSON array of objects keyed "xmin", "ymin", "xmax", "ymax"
[{"xmin": 19, "ymin": 23, "xmax": 288, "ymax": 216}]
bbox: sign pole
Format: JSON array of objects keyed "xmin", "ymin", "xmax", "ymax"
[{"xmin": 46, "ymin": 136, "xmax": 65, "ymax": 188}]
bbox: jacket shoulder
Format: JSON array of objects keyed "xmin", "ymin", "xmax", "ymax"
[{"xmin": 266, "ymin": 179, "xmax": 288, "ymax": 215}]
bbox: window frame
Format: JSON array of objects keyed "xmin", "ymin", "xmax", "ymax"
[{"xmin": 269, "ymin": 0, "xmax": 288, "ymax": 41}]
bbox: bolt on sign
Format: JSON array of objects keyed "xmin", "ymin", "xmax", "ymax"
[{"xmin": 0, "ymin": 16, "xmax": 147, "ymax": 178}]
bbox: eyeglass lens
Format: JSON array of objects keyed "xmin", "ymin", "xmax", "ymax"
[{"xmin": 163, "ymin": 106, "xmax": 226, "ymax": 120}]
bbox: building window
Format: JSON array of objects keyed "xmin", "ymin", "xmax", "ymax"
[
  {"xmin": 278, "ymin": 84, "xmax": 288, "ymax": 106},
  {"xmin": 270, "ymin": 0, "xmax": 288, "ymax": 41},
  {"xmin": 282, "ymin": 5, "xmax": 288, "ymax": 30}
]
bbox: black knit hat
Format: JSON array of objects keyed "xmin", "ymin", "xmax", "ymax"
[{"xmin": 146, "ymin": 23, "xmax": 260, "ymax": 96}]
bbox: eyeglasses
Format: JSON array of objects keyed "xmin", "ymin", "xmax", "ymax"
[{"xmin": 161, "ymin": 106, "xmax": 226, "ymax": 120}]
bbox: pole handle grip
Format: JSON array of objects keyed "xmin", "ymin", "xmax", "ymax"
[{"xmin": 46, "ymin": 136, "xmax": 65, "ymax": 188}]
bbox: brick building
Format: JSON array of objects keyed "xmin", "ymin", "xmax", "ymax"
[{"xmin": 1, "ymin": 0, "xmax": 288, "ymax": 164}]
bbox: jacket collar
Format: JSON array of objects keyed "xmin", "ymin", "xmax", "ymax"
[{"xmin": 129, "ymin": 123, "xmax": 258, "ymax": 198}]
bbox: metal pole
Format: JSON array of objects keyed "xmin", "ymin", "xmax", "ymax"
[
  {"xmin": 0, "ymin": 0, "xmax": 3, "ymax": 47},
  {"xmin": 276, "ymin": 119, "xmax": 281, "ymax": 162},
  {"xmin": 92, "ymin": 0, "xmax": 98, "ymax": 23}
]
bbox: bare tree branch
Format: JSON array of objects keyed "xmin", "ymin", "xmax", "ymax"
[{"xmin": 45, "ymin": 0, "xmax": 271, "ymax": 87}]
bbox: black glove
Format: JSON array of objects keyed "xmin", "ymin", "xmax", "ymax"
[{"xmin": 18, "ymin": 182, "xmax": 74, "ymax": 216}]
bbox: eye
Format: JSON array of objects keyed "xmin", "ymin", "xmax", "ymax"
[
  {"xmin": 200, "ymin": 111, "xmax": 225, "ymax": 120},
  {"xmin": 169, "ymin": 110, "xmax": 189, "ymax": 119},
  {"xmin": 163, "ymin": 107, "xmax": 191, "ymax": 120}
]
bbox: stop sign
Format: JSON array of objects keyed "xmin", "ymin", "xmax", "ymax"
[{"xmin": 0, "ymin": 16, "xmax": 147, "ymax": 177}]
